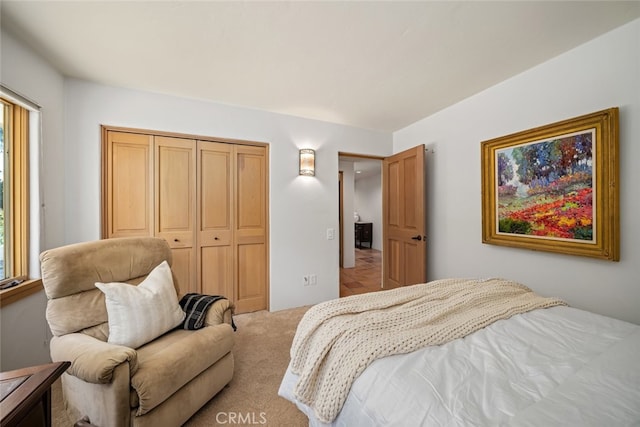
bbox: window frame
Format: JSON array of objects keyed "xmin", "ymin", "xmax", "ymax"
[{"xmin": 0, "ymin": 97, "xmax": 41, "ymax": 307}]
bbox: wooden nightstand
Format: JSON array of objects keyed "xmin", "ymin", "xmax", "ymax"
[
  {"xmin": 355, "ymin": 222, "xmax": 373, "ymax": 249},
  {"xmin": 0, "ymin": 361, "xmax": 70, "ymax": 427}
]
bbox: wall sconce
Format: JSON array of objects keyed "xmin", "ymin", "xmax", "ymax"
[{"xmin": 299, "ymin": 149, "xmax": 315, "ymax": 176}]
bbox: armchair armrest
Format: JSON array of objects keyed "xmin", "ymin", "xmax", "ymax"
[
  {"xmin": 50, "ymin": 333, "xmax": 138, "ymax": 384},
  {"xmin": 204, "ymin": 298, "xmax": 235, "ymax": 327}
]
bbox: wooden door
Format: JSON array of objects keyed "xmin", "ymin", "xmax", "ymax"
[
  {"xmin": 104, "ymin": 131, "xmax": 153, "ymax": 238},
  {"xmin": 234, "ymin": 145, "xmax": 268, "ymax": 313},
  {"xmin": 383, "ymin": 145, "xmax": 426, "ymax": 288},
  {"xmin": 197, "ymin": 141, "xmax": 234, "ymax": 299},
  {"xmin": 154, "ymin": 136, "xmax": 197, "ymax": 295}
]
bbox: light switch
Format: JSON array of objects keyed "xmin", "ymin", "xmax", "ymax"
[{"xmin": 326, "ymin": 228, "xmax": 335, "ymax": 240}]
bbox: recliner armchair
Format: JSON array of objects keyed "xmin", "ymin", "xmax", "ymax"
[{"xmin": 40, "ymin": 237, "xmax": 235, "ymax": 427}]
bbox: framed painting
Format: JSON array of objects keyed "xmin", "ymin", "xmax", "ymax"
[{"xmin": 481, "ymin": 107, "xmax": 619, "ymax": 261}]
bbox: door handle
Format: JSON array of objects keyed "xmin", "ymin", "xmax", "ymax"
[{"xmin": 411, "ymin": 235, "xmax": 422, "ymax": 241}]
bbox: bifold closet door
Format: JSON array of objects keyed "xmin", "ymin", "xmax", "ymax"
[
  {"xmin": 104, "ymin": 131, "xmax": 153, "ymax": 238},
  {"xmin": 197, "ymin": 141, "xmax": 234, "ymax": 299},
  {"xmin": 155, "ymin": 136, "xmax": 197, "ymax": 295},
  {"xmin": 104, "ymin": 128, "xmax": 268, "ymax": 311},
  {"xmin": 234, "ymin": 145, "xmax": 268, "ymax": 313},
  {"xmin": 197, "ymin": 142, "xmax": 268, "ymax": 313}
]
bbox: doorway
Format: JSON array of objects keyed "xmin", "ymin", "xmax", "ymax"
[
  {"xmin": 338, "ymin": 153, "xmax": 383, "ymax": 297},
  {"xmin": 338, "ymin": 144, "xmax": 427, "ymax": 295}
]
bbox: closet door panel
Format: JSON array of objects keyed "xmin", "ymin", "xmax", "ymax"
[
  {"xmin": 200, "ymin": 246, "xmax": 233, "ymax": 298},
  {"xmin": 105, "ymin": 131, "xmax": 153, "ymax": 238},
  {"xmin": 155, "ymin": 136, "xmax": 196, "ymax": 246},
  {"xmin": 236, "ymin": 242, "xmax": 266, "ymax": 313},
  {"xmin": 198, "ymin": 141, "xmax": 233, "ymax": 298},
  {"xmin": 234, "ymin": 146, "xmax": 268, "ymax": 313},
  {"xmin": 236, "ymin": 149, "xmax": 266, "ymax": 233},
  {"xmin": 171, "ymin": 247, "xmax": 196, "ymax": 295},
  {"xmin": 155, "ymin": 136, "xmax": 196, "ymax": 293},
  {"xmin": 198, "ymin": 142, "xmax": 233, "ymax": 245}
]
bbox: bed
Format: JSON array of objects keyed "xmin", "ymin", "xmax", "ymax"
[{"xmin": 278, "ymin": 278, "xmax": 640, "ymax": 426}]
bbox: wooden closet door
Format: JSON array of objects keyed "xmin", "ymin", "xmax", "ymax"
[
  {"xmin": 155, "ymin": 136, "xmax": 197, "ymax": 295},
  {"xmin": 234, "ymin": 145, "xmax": 268, "ymax": 313},
  {"xmin": 104, "ymin": 131, "xmax": 153, "ymax": 238},
  {"xmin": 197, "ymin": 141, "xmax": 234, "ymax": 299},
  {"xmin": 103, "ymin": 126, "xmax": 269, "ymax": 311}
]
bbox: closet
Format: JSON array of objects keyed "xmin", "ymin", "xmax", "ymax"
[{"xmin": 102, "ymin": 127, "xmax": 268, "ymax": 313}]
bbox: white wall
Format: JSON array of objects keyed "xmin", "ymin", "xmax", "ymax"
[
  {"xmin": 0, "ymin": 29, "xmax": 65, "ymax": 370},
  {"xmin": 394, "ymin": 19, "xmax": 640, "ymax": 325},
  {"xmin": 354, "ymin": 172, "xmax": 382, "ymax": 250},
  {"xmin": 63, "ymin": 79, "xmax": 392, "ymax": 312}
]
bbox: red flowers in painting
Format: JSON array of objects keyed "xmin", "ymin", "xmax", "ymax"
[{"xmin": 499, "ymin": 187, "xmax": 593, "ymax": 240}]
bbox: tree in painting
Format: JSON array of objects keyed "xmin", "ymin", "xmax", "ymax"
[{"xmin": 496, "ymin": 130, "xmax": 594, "ymax": 240}]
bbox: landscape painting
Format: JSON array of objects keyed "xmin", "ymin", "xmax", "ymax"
[
  {"xmin": 481, "ymin": 108, "xmax": 620, "ymax": 261},
  {"xmin": 496, "ymin": 130, "xmax": 595, "ymax": 241}
]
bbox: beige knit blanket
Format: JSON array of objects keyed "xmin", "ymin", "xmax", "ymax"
[{"xmin": 289, "ymin": 278, "xmax": 566, "ymax": 423}]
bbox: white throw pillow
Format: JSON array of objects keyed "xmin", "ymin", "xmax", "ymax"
[{"xmin": 95, "ymin": 260, "xmax": 186, "ymax": 348}]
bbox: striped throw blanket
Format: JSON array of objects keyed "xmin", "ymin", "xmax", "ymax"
[
  {"xmin": 290, "ymin": 278, "xmax": 566, "ymax": 423},
  {"xmin": 179, "ymin": 293, "xmax": 236, "ymax": 331}
]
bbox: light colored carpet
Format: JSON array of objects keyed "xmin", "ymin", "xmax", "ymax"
[{"xmin": 52, "ymin": 306, "xmax": 310, "ymax": 426}]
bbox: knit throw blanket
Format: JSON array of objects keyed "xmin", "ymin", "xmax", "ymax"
[{"xmin": 289, "ymin": 278, "xmax": 566, "ymax": 423}]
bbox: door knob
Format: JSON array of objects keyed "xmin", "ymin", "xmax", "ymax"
[{"xmin": 411, "ymin": 235, "xmax": 422, "ymax": 241}]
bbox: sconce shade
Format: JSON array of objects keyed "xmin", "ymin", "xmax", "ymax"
[{"xmin": 299, "ymin": 149, "xmax": 315, "ymax": 176}]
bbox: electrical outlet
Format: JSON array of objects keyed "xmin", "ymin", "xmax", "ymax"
[
  {"xmin": 326, "ymin": 228, "xmax": 335, "ymax": 240},
  {"xmin": 309, "ymin": 274, "xmax": 317, "ymax": 285}
]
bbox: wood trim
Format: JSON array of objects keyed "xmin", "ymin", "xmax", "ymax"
[
  {"xmin": 101, "ymin": 126, "xmax": 109, "ymax": 238},
  {"xmin": 101, "ymin": 125, "xmax": 269, "ymax": 148},
  {"xmin": 338, "ymin": 151, "xmax": 385, "ymax": 160},
  {"xmin": 0, "ymin": 279, "xmax": 43, "ymax": 308},
  {"xmin": 338, "ymin": 171, "xmax": 344, "ymax": 268},
  {"xmin": 264, "ymin": 143, "xmax": 270, "ymax": 311}
]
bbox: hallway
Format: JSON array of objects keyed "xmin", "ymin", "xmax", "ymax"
[{"xmin": 340, "ymin": 248, "xmax": 384, "ymax": 297}]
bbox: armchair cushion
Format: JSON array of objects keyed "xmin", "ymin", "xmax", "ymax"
[
  {"xmin": 96, "ymin": 261, "xmax": 185, "ymax": 349},
  {"xmin": 131, "ymin": 323, "xmax": 235, "ymax": 415},
  {"xmin": 50, "ymin": 333, "xmax": 138, "ymax": 384}
]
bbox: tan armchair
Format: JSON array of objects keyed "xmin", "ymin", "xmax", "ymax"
[{"xmin": 40, "ymin": 237, "xmax": 235, "ymax": 427}]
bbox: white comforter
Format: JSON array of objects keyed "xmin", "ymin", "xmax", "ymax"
[{"xmin": 279, "ymin": 306, "xmax": 640, "ymax": 426}]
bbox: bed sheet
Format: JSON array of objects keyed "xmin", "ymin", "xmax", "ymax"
[{"xmin": 279, "ymin": 306, "xmax": 640, "ymax": 426}]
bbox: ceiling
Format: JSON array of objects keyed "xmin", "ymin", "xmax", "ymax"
[
  {"xmin": 2, "ymin": 1, "xmax": 639, "ymax": 132},
  {"xmin": 340, "ymin": 156, "xmax": 382, "ymax": 180}
]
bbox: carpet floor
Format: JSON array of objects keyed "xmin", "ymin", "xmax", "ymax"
[{"xmin": 52, "ymin": 306, "xmax": 310, "ymax": 426}]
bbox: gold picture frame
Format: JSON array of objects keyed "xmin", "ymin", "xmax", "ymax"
[{"xmin": 481, "ymin": 107, "xmax": 619, "ymax": 261}]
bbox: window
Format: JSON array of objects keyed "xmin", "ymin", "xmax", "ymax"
[
  {"xmin": 0, "ymin": 97, "xmax": 30, "ymax": 294},
  {"xmin": 1, "ymin": 98, "xmax": 29, "ymax": 282}
]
